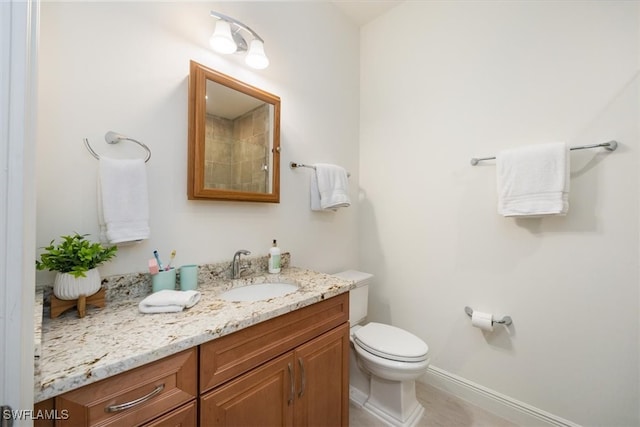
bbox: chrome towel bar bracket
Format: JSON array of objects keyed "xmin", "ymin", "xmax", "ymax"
[
  {"xmin": 289, "ymin": 161, "xmax": 315, "ymax": 170},
  {"xmin": 464, "ymin": 306, "xmax": 512, "ymax": 326}
]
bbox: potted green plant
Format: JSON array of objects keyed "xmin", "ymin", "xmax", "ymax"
[{"xmin": 36, "ymin": 233, "xmax": 117, "ymax": 300}]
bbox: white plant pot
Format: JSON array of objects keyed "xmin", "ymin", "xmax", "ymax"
[{"xmin": 53, "ymin": 268, "xmax": 101, "ymax": 300}]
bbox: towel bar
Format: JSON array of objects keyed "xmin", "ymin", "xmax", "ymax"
[
  {"xmin": 464, "ymin": 306, "xmax": 512, "ymax": 326},
  {"xmin": 470, "ymin": 140, "xmax": 617, "ymax": 166},
  {"xmin": 84, "ymin": 131, "xmax": 152, "ymax": 163},
  {"xmin": 289, "ymin": 161, "xmax": 315, "ymax": 170},
  {"xmin": 290, "ymin": 161, "xmax": 351, "ymax": 177}
]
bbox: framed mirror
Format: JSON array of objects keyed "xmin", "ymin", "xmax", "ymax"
[{"xmin": 188, "ymin": 60, "xmax": 281, "ymax": 202}]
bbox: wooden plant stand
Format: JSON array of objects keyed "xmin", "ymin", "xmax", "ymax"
[{"xmin": 50, "ymin": 287, "xmax": 106, "ymax": 319}]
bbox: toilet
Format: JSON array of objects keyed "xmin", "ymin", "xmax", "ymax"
[{"xmin": 333, "ymin": 270, "xmax": 430, "ymax": 427}]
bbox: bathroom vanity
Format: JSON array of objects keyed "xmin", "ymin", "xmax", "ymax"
[{"xmin": 34, "ymin": 266, "xmax": 353, "ymax": 426}]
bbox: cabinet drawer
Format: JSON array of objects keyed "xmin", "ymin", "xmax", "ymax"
[
  {"xmin": 200, "ymin": 292, "xmax": 348, "ymax": 392},
  {"xmin": 144, "ymin": 400, "xmax": 197, "ymax": 427},
  {"xmin": 56, "ymin": 348, "xmax": 197, "ymax": 426}
]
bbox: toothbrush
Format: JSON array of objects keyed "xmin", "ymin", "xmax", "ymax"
[
  {"xmin": 165, "ymin": 250, "xmax": 176, "ymax": 271},
  {"xmin": 153, "ymin": 250, "xmax": 164, "ymax": 271}
]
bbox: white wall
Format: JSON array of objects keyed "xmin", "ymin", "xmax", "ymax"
[
  {"xmin": 36, "ymin": 2, "xmax": 360, "ymax": 283},
  {"xmin": 360, "ymin": 1, "xmax": 639, "ymax": 426}
]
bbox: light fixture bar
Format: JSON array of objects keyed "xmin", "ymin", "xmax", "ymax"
[
  {"xmin": 209, "ymin": 11, "xmax": 269, "ymax": 69},
  {"xmin": 210, "ymin": 11, "xmax": 264, "ymax": 43}
]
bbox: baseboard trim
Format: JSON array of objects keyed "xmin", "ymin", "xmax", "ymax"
[{"xmin": 422, "ymin": 366, "xmax": 581, "ymax": 427}]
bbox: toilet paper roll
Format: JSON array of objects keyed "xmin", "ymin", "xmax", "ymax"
[{"xmin": 471, "ymin": 310, "xmax": 494, "ymax": 332}]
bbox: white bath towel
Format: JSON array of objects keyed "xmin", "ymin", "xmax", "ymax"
[
  {"xmin": 496, "ymin": 142, "xmax": 570, "ymax": 217},
  {"xmin": 311, "ymin": 163, "xmax": 351, "ymax": 211},
  {"xmin": 139, "ymin": 290, "xmax": 201, "ymax": 314},
  {"xmin": 98, "ymin": 157, "xmax": 150, "ymax": 244}
]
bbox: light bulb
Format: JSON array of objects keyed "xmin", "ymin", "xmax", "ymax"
[
  {"xmin": 209, "ymin": 20, "xmax": 237, "ymax": 54},
  {"xmin": 245, "ymin": 39, "xmax": 269, "ymax": 69}
]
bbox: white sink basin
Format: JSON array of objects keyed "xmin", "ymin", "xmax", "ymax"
[{"xmin": 218, "ymin": 282, "xmax": 299, "ymax": 302}]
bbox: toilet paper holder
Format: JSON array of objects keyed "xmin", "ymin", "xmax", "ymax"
[{"xmin": 464, "ymin": 306, "xmax": 512, "ymax": 326}]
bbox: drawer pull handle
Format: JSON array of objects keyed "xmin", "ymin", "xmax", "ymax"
[
  {"xmin": 104, "ymin": 383, "xmax": 165, "ymax": 413},
  {"xmin": 287, "ymin": 363, "xmax": 294, "ymax": 405},
  {"xmin": 298, "ymin": 358, "xmax": 306, "ymax": 398}
]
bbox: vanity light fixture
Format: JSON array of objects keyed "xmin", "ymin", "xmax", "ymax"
[{"xmin": 209, "ymin": 11, "xmax": 270, "ymax": 69}]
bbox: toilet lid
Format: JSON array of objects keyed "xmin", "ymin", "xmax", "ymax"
[{"xmin": 354, "ymin": 322, "xmax": 429, "ymax": 363}]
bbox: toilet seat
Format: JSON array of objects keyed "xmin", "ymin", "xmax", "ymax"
[
  {"xmin": 354, "ymin": 322, "xmax": 429, "ymax": 363},
  {"xmin": 353, "ymin": 340, "xmax": 431, "ymax": 382}
]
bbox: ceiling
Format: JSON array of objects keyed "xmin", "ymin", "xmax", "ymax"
[{"xmin": 331, "ymin": 0, "xmax": 403, "ymax": 26}]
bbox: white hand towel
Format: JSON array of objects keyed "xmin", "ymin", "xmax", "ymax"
[
  {"xmin": 98, "ymin": 157, "xmax": 150, "ymax": 244},
  {"xmin": 310, "ymin": 172, "xmax": 322, "ymax": 211},
  {"xmin": 496, "ymin": 142, "xmax": 569, "ymax": 217},
  {"xmin": 311, "ymin": 163, "xmax": 351, "ymax": 211},
  {"xmin": 139, "ymin": 290, "xmax": 201, "ymax": 314}
]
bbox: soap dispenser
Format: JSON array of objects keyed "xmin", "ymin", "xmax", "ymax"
[{"xmin": 268, "ymin": 239, "xmax": 281, "ymax": 274}]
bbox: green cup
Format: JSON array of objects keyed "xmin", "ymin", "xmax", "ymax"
[
  {"xmin": 179, "ymin": 265, "xmax": 198, "ymax": 291},
  {"xmin": 152, "ymin": 268, "xmax": 176, "ymax": 292}
]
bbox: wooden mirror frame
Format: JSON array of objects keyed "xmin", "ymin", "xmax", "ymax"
[{"xmin": 187, "ymin": 60, "xmax": 281, "ymax": 202}]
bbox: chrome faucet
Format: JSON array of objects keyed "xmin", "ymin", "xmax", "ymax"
[{"xmin": 231, "ymin": 249, "xmax": 251, "ymax": 279}]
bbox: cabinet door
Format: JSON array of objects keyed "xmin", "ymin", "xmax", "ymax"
[
  {"xmin": 200, "ymin": 353, "xmax": 295, "ymax": 426},
  {"xmin": 294, "ymin": 323, "xmax": 349, "ymax": 427}
]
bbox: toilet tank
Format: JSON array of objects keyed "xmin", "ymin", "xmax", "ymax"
[{"xmin": 332, "ymin": 270, "xmax": 374, "ymax": 325}]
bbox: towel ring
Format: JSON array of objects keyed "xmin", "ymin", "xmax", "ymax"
[{"xmin": 84, "ymin": 131, "xmax": 151, "ymax": 163}]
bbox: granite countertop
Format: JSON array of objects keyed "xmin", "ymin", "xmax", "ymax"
[{"xmin": 34, "ymin": 265, "xmax": 354, "ymax": 403}]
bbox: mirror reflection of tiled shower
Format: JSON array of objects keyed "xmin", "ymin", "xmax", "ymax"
[{"xmin": 205, "ymin": 103, "xmax": 270, "ymax": 192}]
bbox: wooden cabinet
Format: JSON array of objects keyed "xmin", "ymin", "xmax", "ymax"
[
  {"xmin": 199, "ymin": 293, "xmax": 349, "ymax": 392},
  {"xmin": 201, "ymin": 324, "xmax": 349, "ymax": 427},
  {"xmin": 200, "ymin": 294, "xmax": 350, "ymax": 427},
  {"xmin": 55, "ymin": 348, "xmax": 197, "ymax": 427},
  {"xmin": 37, "ymin": 293, "xmax": 349, "ymax": 427}
]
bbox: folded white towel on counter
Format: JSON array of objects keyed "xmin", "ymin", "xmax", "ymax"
[
  {"xmin": 139, "ymin": 290, "xmax": 201, "ymax": 314},
  {"xmin": 496, "ymin": 142, "xmax": 569, "ymax": 217},
  {"xmin": 98, "ymin": 157, "xmax": 150, "ymax": 244},
  {"xmin": 311, "ymin": 163, "xmax": 351, "ymax": 211}
]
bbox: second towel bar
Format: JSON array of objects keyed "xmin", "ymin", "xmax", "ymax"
[
  {"xmin": 470, "ymin": 140, "xmax": 618, "ymax": 166},
  {"xmin": 290, "ymin": 161, "xmax": 315, "ymax": 171},
  {"xmin": 290, "ymin": 161, "xmax": 351, "ymax": 177}
]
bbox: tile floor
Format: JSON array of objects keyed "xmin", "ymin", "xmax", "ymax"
[{"xmin": 349, "ymin": 382, "xmax": 519, "ymax": 427}]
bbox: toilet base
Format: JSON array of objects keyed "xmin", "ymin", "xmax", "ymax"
[
  {"xmin": 363, "ymin": 399, "xmax": 425, "ymax": 427},
  {"xmin": 352, "ymin": 376, "xmax": 425, "ymax": 427}
]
